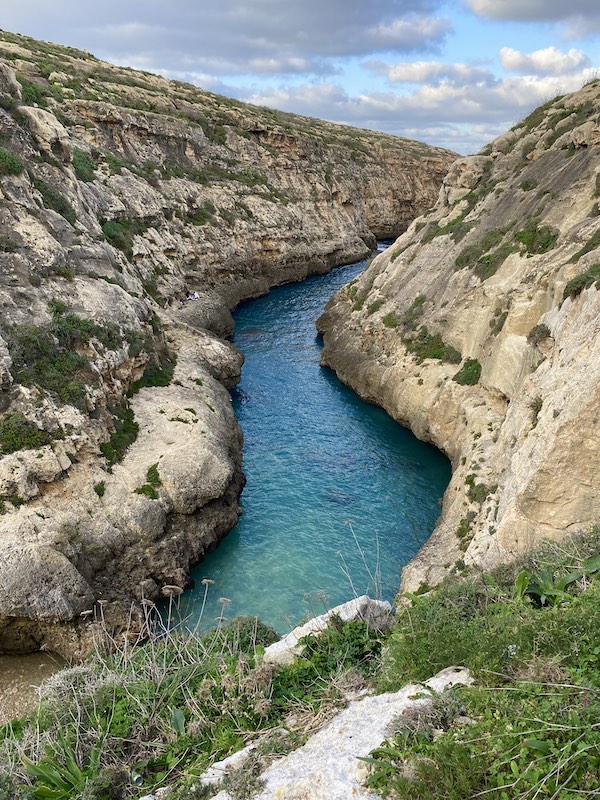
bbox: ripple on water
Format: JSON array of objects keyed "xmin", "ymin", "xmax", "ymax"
[{"xmin": 180, "ymin": 255, "xmax": 451, "ymax": 633}]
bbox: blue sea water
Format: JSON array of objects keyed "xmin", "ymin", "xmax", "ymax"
[{"xmin": 180, "ymin": 253, "xmax": 450, "ymax": 633}]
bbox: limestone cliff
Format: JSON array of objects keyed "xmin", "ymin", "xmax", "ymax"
[
  {"xmin": 0, "ymin": 31, "xmax": 453, "ymax": 653},
  {"xmin": 319, "ymin": 79, "xmax": 600, "ymax": 593}
]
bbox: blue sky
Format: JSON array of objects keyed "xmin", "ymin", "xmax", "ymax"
[{"xmin": 2, "ymin": 0, "xmax": 600, "ymax": 153}]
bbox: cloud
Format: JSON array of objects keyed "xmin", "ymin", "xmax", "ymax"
[
  {"xmin": 366, "ymin": 59, "xmax": 494, "ymax": 85},
  {"xmin": 465, "ymin": 0, "xmax": 600, "ymax": 20},
  {"xmin": 1, "ymin": 0, "xmax": 451, "ymax": 76},
  {"xmin": 500, "ymin": 47, "xmax": 590, "ymax": 76},
  {"xmin": 465, "ymin": 1, "xmax": 600, "ymax": 35},
  {"xmin": 245, "ymin": 65, "xmax": 597, "ymax": 153}
]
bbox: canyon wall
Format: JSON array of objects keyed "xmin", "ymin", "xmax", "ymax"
[
  {"xmin": 319, "ymin": 79, "xmax": 600, "ymax": 593},
  {"xmin": 0, "ymin": 31, "xmax": 454, "ymax": 653}
]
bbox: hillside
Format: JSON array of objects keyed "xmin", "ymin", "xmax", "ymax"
[
  {"xmin": 319, "ymin": 78, "xmax": 600, "ymax": 593},
  {"xmin": 0, "ymin": 30, "xmax": 455, "ymax": 655}
]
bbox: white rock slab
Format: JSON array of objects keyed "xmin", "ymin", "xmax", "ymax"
[
  {"xmin": 211, "ymin": 666, "xmax": 473, "ymax": 800},
  {"xmin": 263, "ymin": 595, "xmax": 393, "ymax": 666}
]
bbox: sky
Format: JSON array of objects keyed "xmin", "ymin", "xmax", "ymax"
[{"xmin": 2, "ymin": 1, "xmax": 600, "ymax": 154}]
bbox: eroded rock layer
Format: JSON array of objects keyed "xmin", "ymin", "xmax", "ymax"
[
  {"xmin": 0, "ymin": 31, "xmax": 454, "ymax": 653},
  {"xmin": 319, "ymin": 80, "xmax": 600, "ymax": 593}
]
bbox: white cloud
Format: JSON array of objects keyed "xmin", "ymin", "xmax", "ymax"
[
  {"xmin": 245, "ymin": 66, "xmax": 597, "ymax": 153},
  {"xmin": 500, "ymin": 46, "xmax": 590, "ymax": 75},
  {"xmin": 366, "ymin": 59, "xmax": 494, "ymax": 85}
]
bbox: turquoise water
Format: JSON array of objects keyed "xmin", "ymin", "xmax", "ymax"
[{"xmin": 181, "ymin": 253, "xmax": 450, "ymax": 633}]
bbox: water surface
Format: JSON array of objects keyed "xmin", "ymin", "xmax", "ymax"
[{"xmin": 181, "ymin": 254, "xmax": 450, "ymax": 632}]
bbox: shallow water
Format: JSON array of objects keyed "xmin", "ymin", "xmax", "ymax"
[
  {"xmin": 180, "ymin": 253, "xmax": 451, "ymax": 633},
  {"xmin": 0, "ymin": 653, "xmax": 66, "ymax": 725}
]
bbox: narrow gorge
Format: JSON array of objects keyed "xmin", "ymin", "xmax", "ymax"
[{"xmin": 0, "ymin": 30, "xmax": 454, "ymax": 655}]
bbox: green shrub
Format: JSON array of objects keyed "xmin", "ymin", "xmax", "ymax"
[
  {"xmin": 17, "ymin": 76, "xmax": 48, "ymax": 107},
  {"xmin": 514, "ymin": 218, "xmax": 558, "ymax": 256},
  {"xmin": 101, "ymin": 217, "xmax": 148, "ymax": 261},
  {"xmin": 31, "ymin": 177, "xmax": 76, "ymax": 225},
  {"xmin": 71, "ymin": 147, "xmax": 96, "ymax": 182},
  {"xmin": 453, "ymin": 358, "xmax": 481, "ymax": 385},
  {"xmin": 0, "ymin": 235, "xmax": 16, "ymax": 253},
  {"xmin": 562, "ymin": 264, "xmax": 600, "ymax": 301},
  {"xmin": 569, "ymin": 229, "xmax": 600, "ymax": 263},
  {"xmin": 366, "ymin": 299, "xmax": 385, "ymax": 315},
  {"xmin": 0, "ymin": 412, "xmax": 53, "ymax": 453},
  {"xmin": 129, "ymin": 350, "xmax": 176, "ymax": 394},
  {"xmin": 404, "ymin": 326, "xmax": 461, "ymax": 364},
  {"xmin": 527, "ymin": 323, "xmax": 551, "ymax": 345},
  {"xmin": 519, "ymin": 178, "xmax": 538, "ymax": 191},
  {"xmin": 382, "ymin": 312, "xmax": 401, "ymax": 328},
  {"xmin": 465, "ymin": 473, "xmax": 494, "ymax": 504},
  {"xmin": 456, "ymin": 511, "xmax": 477, "ymax": 551},
  {"xmin": 0, "ymin": 147, "xmax": 24, "ymax": 176},
  {"xmin": 455, "ymin": 228, "xmax": 505, "ymax": 270},
  {"xmin": 93, "ymin": 481, "xmax": 105, "ymax": 497},
  {"xmin": 134, "ymin": 483, "xmax": 159, "ymax": 499},
  {"xmin": 401, "ymin": 295, "xmax": 426, "ymax": 329},
  {"xmin": 99, "ymin": 404, "xmax": 139, "ymax": 466}
]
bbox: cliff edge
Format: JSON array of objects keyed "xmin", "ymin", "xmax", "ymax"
[{"xmin": 319, "ymin": 79, "xmax": 600, "ymax": 592}]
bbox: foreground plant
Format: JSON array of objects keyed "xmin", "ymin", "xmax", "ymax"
[{"xmin": 0, "ymin": 603, "xmax": 384, "ymax": 799}]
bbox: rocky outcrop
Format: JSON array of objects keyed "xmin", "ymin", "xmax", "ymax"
[
  {"xmin": 263, "ymin": 595, "xmax": 393, "ymax": 665},
  {"xmin": 319, "ymin": 79, "xmax": 600, "ymax": 592},
  {"xmin": 203, "ymin": 666, "xmax": 472, "ymax": 800},
  {"xmin": 0, "ymin": 31, "xmax": 454, "ymax": 653}
]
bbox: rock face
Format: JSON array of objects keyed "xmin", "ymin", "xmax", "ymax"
[
  {"xmin": 207, "ymin": 666, "xmax": 472, "ymax": 800},
  {"xmin": 319, "ymin": 80, "xmax": 600, "ymax": 593},
  {"xmin": 0, "ymin": 31, "xmax": 454, "ymax": 653}
]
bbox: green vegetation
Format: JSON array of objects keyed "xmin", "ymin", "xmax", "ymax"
[
  {"xmin": 530, "ymin": 395, "xmax": 543, "ymax": 427},
  {"xmin": 527, "ymin": 323, "xmax": 551, "ymax": 345},
  {"xmin": 0, "ymin": 613, "xmax": 383, "ymax": 798},
  {"xmin": 99, "ymin": 404, "xmax": 139, "ymax": 467},
  {"xmin": 455, "ymin": 510, "xmax": 477, "ymax": 551},
  {"xmin": 71, "ymin": 148, "xmax": 97, "ymax": 182},
  {"xmin": 31, "ymin": 177, "xmax": 76, "ymax": 224},
  {"xmin": 382, "ymin": 312, "xmax": 401, "ymax": 328},
  {"xmin": 455, "ymin": 227, "xmax": 517, "ymax": 281},
  {"xmin": 465, "ymin": 473, "xmax": 495, "ymax": 505},
  {"xmin": 0, "ymin": 412, "xmax": 54, "ymax": 454},
  {"xmin": 0, "ymin": 147, "xmax": 24, "ymax": 176},
  {"xmin": 562, "ymin": 264, "xmax": 600, "ymax": 301},
  {"xmin": 6, "ymin": 318, "xmax": 98, "ymax": 409},
  {"xmin": 368, "ymin": 530, "xmax": 600, "ymax": 800},
  {"xmin": 186, "ymin": 201, "xmax": 216, "ymax": 226},
  {"xmin": 101, "ymin": 218, "xmax": 149, "ymax": 261},
  {"xmin": 489, "ymin": 308, "xmax": 508, "ymax": 336},
  {"xmin": 16, "ymin": 76, "xmax": 48, "ymax": 107},
  {"xmin": 135, "ymin": 463, "xmax": 161, "ymax": 499},
  {"xmin": 514, "ymin": 218, "xmax": 558, "ymax": 256},
  {"xmin": 519, "ymin": 178, "xmax": 538, "ymax": 191},
  {"xmin": 93, "ymin": 481, "xmax": 105, "ymax": 498},
  {"xmin": 453, "ymin": 358, "xmax": 481, "ymax": 386},
  {"xmin": 404, "ymin": 326, "xmax": 461, "ymax": 364},
  {"xmin": 366, "ymin": 299, "xmax": 385, "ymax": 315},
  {"xmin": 128, "ymin": 349, "xmax": 176, "ymax": 395},
  {"xmin": 568, "ymin": 228, "xmax": 600, "ymax": 263},
  {"xmin": 401, "ymin": 294, "xmax": 426, "ymax": 330}
]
